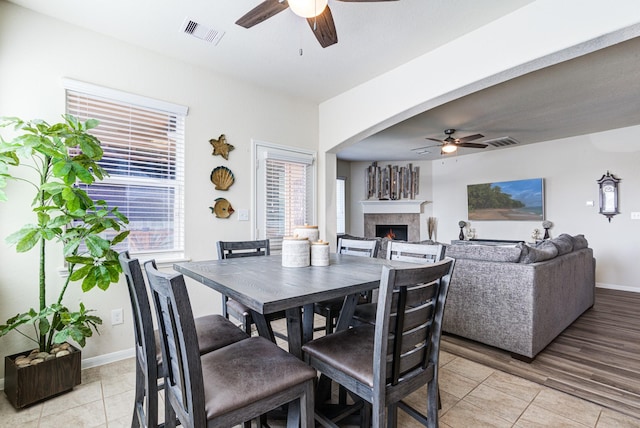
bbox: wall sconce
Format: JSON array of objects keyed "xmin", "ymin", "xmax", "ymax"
[{"xmin": 597, "ymin": 171, "xmax": 620, "ymax": 222}]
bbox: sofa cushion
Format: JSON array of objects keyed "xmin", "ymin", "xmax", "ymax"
[
  {"xmin": 519, "ymin": 241, "xmax": 558, "ymax": 263},
  {"xmin": 571, "ymin": 234, "xmax": 589, "ymax": 250},
  {"xmin": 446, "ymin": 244, "xmax": 522, "ymax": 263},
  {"xmin": 550, "ymin": 234, "xmax": 574, "ymax": 255}
]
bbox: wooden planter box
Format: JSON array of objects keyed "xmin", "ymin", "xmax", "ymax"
[{"xmin": 4, "ymin": 345, "xmax": 81, "ymax": 408}]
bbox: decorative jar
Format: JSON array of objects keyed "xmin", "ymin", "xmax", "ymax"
[
  {"xmin": 282, "ymin": 236, "xmax": 310, "ymax": 267},
  {"xmin": 311, "ymin": 240, "xmax": 330, "ymax": 266}
]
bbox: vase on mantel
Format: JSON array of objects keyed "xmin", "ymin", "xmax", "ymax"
[{"xmin": 458, "ymin": 221, "xmax": 466, "ymax": 240}]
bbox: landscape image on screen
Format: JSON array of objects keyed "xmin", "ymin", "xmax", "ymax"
[{"xmin": 467, "ymin": 178, "xmax": 544, "ymax": 221}]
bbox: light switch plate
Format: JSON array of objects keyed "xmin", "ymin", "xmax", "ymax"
[
  {"xmin": 238, "ymin": 209, "xmax": 249, "ymax": 221},
  {"xmin": 631, "ymin": 212, "xmax": 640, "ymax": 220}
]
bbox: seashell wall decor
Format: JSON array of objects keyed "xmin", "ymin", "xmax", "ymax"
[
  {"xmin": 210, "ymin": 166, "xmax": 235, "ymax": 190},
  {"xmin": 210, "ymin": 198, "xmax": 234, "ymax": 218}
]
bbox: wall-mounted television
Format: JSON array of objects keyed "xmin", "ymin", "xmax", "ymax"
[{"xmin": 467, "ymin": 178, "xmax": 544, "ymax": 221}]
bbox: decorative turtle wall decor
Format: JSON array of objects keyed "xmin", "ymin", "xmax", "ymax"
[{"xmin": 209, "ymin": 134, "xmax": 235, "ymax": 160}]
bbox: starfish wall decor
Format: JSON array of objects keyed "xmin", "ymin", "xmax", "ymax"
[{"xmin": 209, "ymin": 134, "xmax": 235, "ymax": 160}]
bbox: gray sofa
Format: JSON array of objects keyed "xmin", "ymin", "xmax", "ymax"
[{"xmin": 442, "ymin": 234, "xmax": 596, "ymax": 360}]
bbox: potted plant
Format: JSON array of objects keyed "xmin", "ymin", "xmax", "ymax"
[{"xmin": 0, "ymin": 115, "xmax": 129, "ymax": 407}]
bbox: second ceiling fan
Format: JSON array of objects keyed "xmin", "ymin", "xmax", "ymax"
[
  {"xmin": 236, "ymin": 0, "xmax": 398, "ymax": 48},
  {"xmin": 415, "ymin": 129, "xmax": 487, "ymax": 155}
]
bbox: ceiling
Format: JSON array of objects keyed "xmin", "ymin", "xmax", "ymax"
[
  {"xmin": 7, "ymin": 0, "xmax": 640, "ymax": 163},
  {"xmin": 340, "ymin": 35, "xmax": 640, "ymax": 161}
]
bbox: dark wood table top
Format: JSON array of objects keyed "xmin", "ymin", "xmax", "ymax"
[
  {"xmin": 175, "ymin": 253, "xmax": 417, "ymax": 358},
  {"xmin": 174, "ymin": 253, "xmax": 407, "ymax": 315}
]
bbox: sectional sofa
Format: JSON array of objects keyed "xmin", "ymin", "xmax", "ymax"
[{"xmin": 442, "ymin": 234, "xmax": 596, "ymax": 360}]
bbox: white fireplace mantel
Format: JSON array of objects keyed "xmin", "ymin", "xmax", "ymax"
[{"xmin": 360, "ymin": 200, "xmax": 428, "ymax": 214}]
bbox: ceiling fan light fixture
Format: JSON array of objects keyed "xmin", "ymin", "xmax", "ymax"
[
  {"xmin": 288, "ymin": 0, "xmax": 328, "ymax": 18},
  {"xmin": 441, "ymin": 143, "xmax": 458, "ymax": 154}
]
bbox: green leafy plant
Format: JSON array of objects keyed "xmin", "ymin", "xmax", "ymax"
[{"xmin": 0, "ymin": 115, "xmax": 129, "ymax": 352}]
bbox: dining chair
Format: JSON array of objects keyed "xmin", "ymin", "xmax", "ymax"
[
  {"xmin": 216, "ymin": 239, "xmax": 287, "ymax": 341},
  {"xmin": 313, "ymin": 237, "xmax": 379, "ymax": 335},
  {"xmin": 351, "ymin": 241, "xmax": 444, "ymax": 326},
  {"xmin": 144, "ymin": 260, "xmax": 317, "ymax": 428},
  {"xmin": 118, "ymin": 251, "xmax": 250, "ymax": 428},
  {"xmin": 303, "ymin": 258, "xmax": 455, "ymax": 428}
]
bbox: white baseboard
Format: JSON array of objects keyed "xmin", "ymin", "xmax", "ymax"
[
  {"xmin": 0, "ymin": 347, "xmax": 135, "ymax": 392},
  {"xmin": 81, "ymin": 347, "xmax": 135, "ymax": 370},
  {"xmin": 596, "ymin": 283, "xmax": 640, "ymax": 293}
]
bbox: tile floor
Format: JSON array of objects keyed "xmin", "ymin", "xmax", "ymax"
[{"xmin": 2, "ymin": 318, "xmax": 640, "ymax": 427}]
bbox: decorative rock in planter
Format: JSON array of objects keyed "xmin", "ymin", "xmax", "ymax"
[{"xmin": 4, "ymin": 343, "xmax": 81, "ymax": 408}]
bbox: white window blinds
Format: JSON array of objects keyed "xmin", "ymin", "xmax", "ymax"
[
  {"xmin": 64, "ymin": 79, "xmax": 187, "ymax": 256},
  {"xmin": 256, "ymin": 144, "xmax": 315, "ymax": 251}
]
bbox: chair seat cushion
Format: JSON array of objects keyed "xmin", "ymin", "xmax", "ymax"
[
  {"xmin": 226, "ymin": 299, "xmax": 251, "ymax": 317},
  {"xmin": 195, "ymin": 314, "xmax": 251, "ymax": 354},
  {"xmin": 155, "ymin": 314, "xmax": 249, "ymax": 365},
  {"xmin": 226, "ymin": 299, "xmax": 286, "ymax": 322},
  {"xmin": 352, "ymin": 303, "xmax": 377, "ymax": 325},
  {"xmin": 302, "ymin": 325, "xmax": 375, "ymax": 387},
  {"xmin": 201, "ymin": 337, "xmax": 316, "ymax": 418}
]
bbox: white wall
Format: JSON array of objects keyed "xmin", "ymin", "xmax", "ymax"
[
  {"xmin": 346, "ymin": 125, "xmax": 640, "ymax": 291},
  {"xmin": 0, "ymin": 1, "xmax": 318, "ymax": 378}
]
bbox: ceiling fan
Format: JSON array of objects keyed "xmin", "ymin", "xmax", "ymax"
[
  {"xmin": 413, "ymin": 129, "xmax": 487, "ymax": 155},
  {"xmin": 235, "ymin": 0, "xmax": 398, "ymax": 48}
]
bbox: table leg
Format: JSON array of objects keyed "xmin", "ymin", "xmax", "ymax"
[
  {"xmin": 316, "ymin": 293, "xmax": 359, "ymax": 404},
  {"xmin": 251, "ymin": 311, "xmax": 276, "ymax": 343},
  {"xmin": 285, "ymin": 307, "xmax": 303, "ymax": 359},
  {"xmin": 334, "ymin": 294, "xmax": 358, "ymax": 332},
  {"xmin": 302, "ymin": 303, "xmax": 315, "ymax": 344}
]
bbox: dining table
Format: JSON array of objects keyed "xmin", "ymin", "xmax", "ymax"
[{"xmin": 174, "ymin": 252, "xmax": 414, "ymax": 359}]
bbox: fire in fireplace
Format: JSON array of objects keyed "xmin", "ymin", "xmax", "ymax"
[{"xmin": 375, "ymin": 224, "xmax": 408, "ymax": 241}]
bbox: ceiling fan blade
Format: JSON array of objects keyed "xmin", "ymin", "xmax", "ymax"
[
  {"xmin": 411, "ymin": 144, "xmax": 441, "ymax": 151},
  {"xmin": 236, "ymin": 0, "xmax": 289, "ymax": 28},
  {"xmin": 457, "ymin": 142, "xmax": 488, "ymax": 149},
  {"xmin": 457, "ymin": 133, "xmax": 484, "ymax": 143},
  {"xmin": 425, "ymin": 137, "xmax": 444, "ymax": 143},
  {"xmin": 307, "ymin": 5, "xmax": 338, "ymax": 48}
]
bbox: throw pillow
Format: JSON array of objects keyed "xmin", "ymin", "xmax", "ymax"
[
  {"xmin": 549, "ymin": 233, "xmax": 574, "ymax": 255},
  {"xmin": 519, "ymin": 241, "xmax": 558, "ymax": 263},
  {"xmin": 571, "ymin": 234, "xmax": 589, "ymax": 250},
  {"xmin": 446, "ymin": 244, "xmax": 522, "ymax": 263}
]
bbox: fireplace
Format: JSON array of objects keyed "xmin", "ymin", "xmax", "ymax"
[
  {"xmin": 365, "ymin": 213, "xmax": 420, "ymax": 242},
  {"xmin": 375, "ymin": 225, "xmax": 408, "ymax": 241}
]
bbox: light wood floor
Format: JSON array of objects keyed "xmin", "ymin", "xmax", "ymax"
[{"xmin": 441, "ymin": 287, "xmax": 640, "ymax": 420}]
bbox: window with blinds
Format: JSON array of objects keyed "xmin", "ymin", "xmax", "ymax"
[
  {"xmin": 63, "ymin": 78, "xmax": 187, "ymax": 256},
  {"xmin": 255, "ymin": 143, "xmax": 315, "ymax": 251}
]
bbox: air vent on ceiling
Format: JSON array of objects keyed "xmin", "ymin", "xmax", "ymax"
[
  {"xmin": 181, "ymin": 17, "xmax": 225, "ymax": 45},
  {"xmin": 483, "ymin": 136, "xmax": 520, "ymax": 147}
]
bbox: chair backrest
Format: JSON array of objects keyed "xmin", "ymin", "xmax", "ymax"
[
  {"xmin": 118, "ymin": 251, "xmax": 159, "ymax": 376},
  {"xmin": 144, "ymin": 260, "xmax": 206, "ymax": 428},
  {"xmin": 217, "ymin": 239, "xmax": 270, "ymax": 260},
  {"xmin": 386, "ymin": 241, "xmax": 444, "ymax": 264},
  {"xmin": 373, "ymin": 258, "xmax": 455, "ymax": 394},
  {"xmin": 118, "ymin": 251, "xmax": 160, "ymax": 427},
  {"xmin": 337, "ymin": 237, "xmax": 378, "ymax": 257}
]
